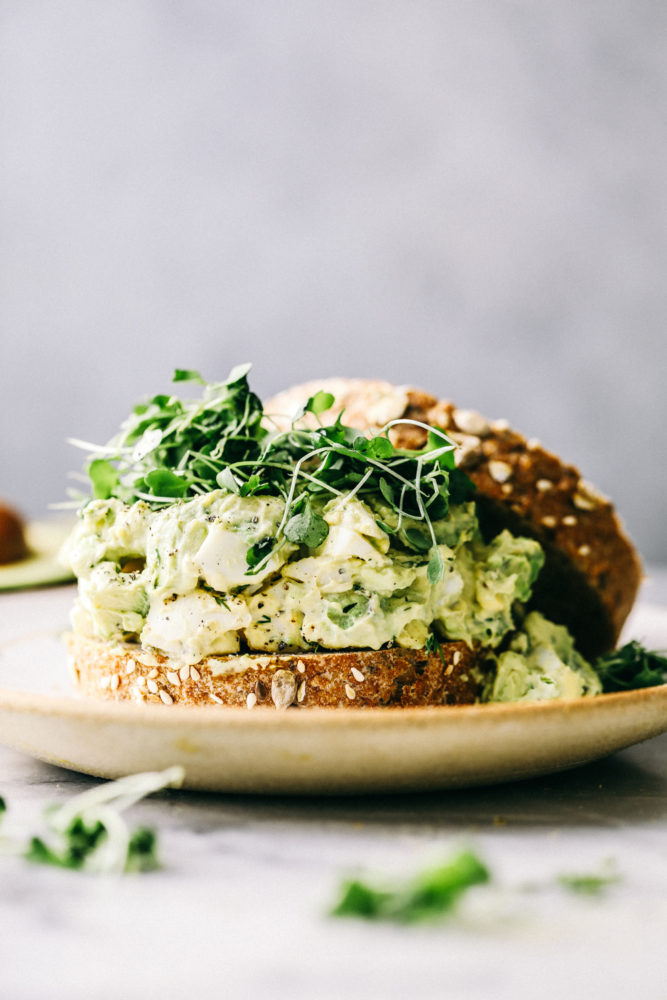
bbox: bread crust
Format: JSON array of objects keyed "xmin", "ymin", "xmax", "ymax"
[
  {"xmin": 65, "ymin": 633, "xmax": 481, "ymax": 709},
  {"xmin": 266, "ymin": 379, "xmax": 642, "ymax": 658}
]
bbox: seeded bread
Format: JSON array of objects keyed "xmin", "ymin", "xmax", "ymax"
[
  {"xmin": 267, "ymin": 379, "xmax": 642, "ymax": 660},
  {"xmin": 65, "ymin": 632, "xmax": 480, "ymax": 709}
]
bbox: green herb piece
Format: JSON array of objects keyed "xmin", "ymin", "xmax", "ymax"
[
  {"xmin": 125, "ymin": 827, "xmax": 159, "ymax": 873},
  {"xmin": 0, "ymin": 795, "xmax": 5, "ymax": 818},
  {"xmin": 239, "ymin": 473, "xmax": 263, "ymax": 497},
  {"xmin": 332, "ymin": 879, "xmax": 394, "ymax": 919},
  {"xmin": 173, "ymin": 369, "xmax": 205, "ymax": 384},
  {"xmin": 378, "ymin": 477, "xmax": 395, "ymax": 506},
  {"xmin": 144, "ymin": 468, "xmax": 189, "ymax": 499},
  {"xmin": 200, "ymin": 585, "xmax": 231, "ymax": 610},
  {"xmin": 427, "ymin": 547, "xmax": 445, "ymax": 585},
  {"xmin": 449, "ymin": 468, "xmax": 476, "ymax": 506},
  {"xmin": 425, "ymin": 631, "xmax": 447, "ymax": 666},
  {"xmin": 305, "ymin": 390, "xmax": 335, "ymax": 416},
  {"xmin": 245, "ymin": 537, "xmax": 275, "ymax": 571},
  {"xmin": 427, "ymin": 428, "xmax": 456, "ymax": 469},
  {"xmin": 594, "ymin": 641, "xmax": 667, "ymax": 692},
  {"xmin": 23, "ymin": 766, "xmax": 184, "ymax": 874},
  {"xmin": 283, "ymin": 499, "xmax": 330, "ymax": 549},
  {"xmin": 89, "ymin": 458, "xmax": 120, "ymax": 500},
  {"xmin": 25, "ymin": 817, "xmax": 106, "ymax": 870},
  {"xmin": 331, "ymin": 849, "xmax": 490, "ymax": 923},
  {"xmin": 367, "ymin": 436, "xmax": 395, "ymax": 460},
  {"xmin": 404, "ymin": 527, "xmax": 430, "ymax": 553},
  {"xmin": 557, "ymin": 871, "xmax": 620, "ymax": 895},
  {"xmin": 405, "ymin": 851, "xmax": 490, "ymax": 921}
]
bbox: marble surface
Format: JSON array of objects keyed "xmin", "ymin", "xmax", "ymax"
[{"xmin": 1, "ymin": 572, "xmax": 667, "ymax": 999}]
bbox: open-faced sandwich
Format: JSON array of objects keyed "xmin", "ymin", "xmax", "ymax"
[{"xmin": 62, "ymin": 366, "xmax": 664, "ymax": 710}]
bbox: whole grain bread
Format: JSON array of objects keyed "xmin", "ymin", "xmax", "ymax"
[
  {"xmin": 65, "ymin": 632, "xmax": 481, "ymax": 709},
  {"xmin": 266, "ymin": 378, "xmax": 642, "ymax": 659}
]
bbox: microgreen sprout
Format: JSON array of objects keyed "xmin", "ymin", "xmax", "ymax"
[
  {"xmin": 331, "ymin": 849, "xmax": 490, "ymax": 923},
  {"xmin": 67, "ymin": 366, "xmax": 475, "ymax": 578},
  {"xmin": 557, "ymin": 870, "xmax": 620, "ymax": 895},
  {"xmin": 2, "ymin": 766, "xmax": 184, "ymax": 874}
]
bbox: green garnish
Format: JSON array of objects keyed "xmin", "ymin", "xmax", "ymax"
[
  {"xmin": 7, "ymin": 767, "xmax": 183, "ymax": 874},
  {"xmin": 557, "ymin": 867, "xmax": 620, "ymax": 895},
  {"xmin": 332, "ymin": 849, "xmax": 490, "ymax": 923},
  {"xmin": 283, "ymin": 497, "xmax": 329, "ymax": 549},
  {"xmin": 425, "ymin": 631, "xmax": 447, "ymax": 666},
  {"xmin": 594, "ymin": 641, "xmax": 667, "ymax": 692},
  {"xmin": 69, "ymin": 365, "xmax": 474, "ymax": 578}
]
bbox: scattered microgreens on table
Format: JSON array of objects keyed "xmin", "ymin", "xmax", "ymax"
[
  {"xmin": 330, "ymin": 850, "xmax": 623, "ymax": 924},
  {"xmin": 66, "ymin": 365, "xmax": 474, "ymax": 582},
  {"xmin": 332, "ymin": 849, "xmax": 490, "ymax": 923},
  {"xmin": 0, "ymin": 766, "xmax": 184, "ymax": 874},
  {"xmin": 556, "ymin": 870, "xmax": 620, "ymax": 895}
]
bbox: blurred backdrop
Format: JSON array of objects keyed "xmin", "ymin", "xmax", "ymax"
[{"xmin": 1, "ymin": 1, "xmax": 666, "ymax": 560}]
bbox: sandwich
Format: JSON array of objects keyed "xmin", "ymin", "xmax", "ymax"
[{"xmin": 62, "ymin": 365, "xmax": 647, "ymax": 710}]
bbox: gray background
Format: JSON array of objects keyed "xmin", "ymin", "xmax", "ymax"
[{"xmin": 1, "ymin": 1, "xmax": 665, "ymax": 560}]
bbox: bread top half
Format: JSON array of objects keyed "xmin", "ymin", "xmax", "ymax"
[{"xmin": 266, "ymin": 378, "xmax": 641, "ymax": 660}]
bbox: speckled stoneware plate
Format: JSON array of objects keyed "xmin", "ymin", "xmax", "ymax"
[
  {"xmin": 0, "ymin": 521, "xmax": 75, "ymax": 591},
  {"xmin": 0, "ymin": 605, "xmax": 666, "ymax": 794}
]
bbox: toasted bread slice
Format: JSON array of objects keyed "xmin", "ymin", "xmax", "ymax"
[
  {"xmin": 65, "ymin": 633, "xmax": 481, "ymax": 709},
  {"xmin": 267, "ymin": 379, "xmax": 642, "ymax": 659}
]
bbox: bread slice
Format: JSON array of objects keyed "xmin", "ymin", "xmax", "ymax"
[
  {"xmin": 266, "ymin": 379, "xmax": 642, "ymax": 660},
  {"xmin": 65, "ymin": 632, "xmax": 480, "ymax": 709}
]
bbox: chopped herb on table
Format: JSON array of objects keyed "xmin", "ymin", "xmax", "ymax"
[
  {"xmin": 557, "ymin": 863, "xmax": 620, "ymax": 896},
  {"xmin": 1, "ymin": 767, "xmax": 183, "ymax": 874},
  {"xmin": 557, "ymin": 873, "xmax": 619, "ymax": 895},
  {"xmin": 331, "ymin": 849, "xmax": 490, "ymax": 923}
]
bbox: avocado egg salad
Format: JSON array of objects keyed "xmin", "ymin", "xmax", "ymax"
[{"xmin": 58, "ymin": 364, "xmax": 621, "ymax": 707}]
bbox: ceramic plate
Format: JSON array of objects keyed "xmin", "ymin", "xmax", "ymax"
[
  {"xmin": 0, "ymin": 604, "xmax": 666, "ymax": 794},
  {"xmin": 0, "ymin": 521, "xmax": 75, "ymax": 591}
]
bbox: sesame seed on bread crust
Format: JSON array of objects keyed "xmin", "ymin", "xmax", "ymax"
[
  {"xmin": 266, "ymin": 379, "xmax": 642, "ymax": 660},
  {"xmin": 65, "ymin": 633, "xmax": 481, "ymax": 709}
]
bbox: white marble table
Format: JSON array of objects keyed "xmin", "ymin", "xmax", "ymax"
[{"xmin": 1, "ymin": 572, "xmax": 666, "ymax": 1000}]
